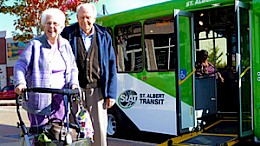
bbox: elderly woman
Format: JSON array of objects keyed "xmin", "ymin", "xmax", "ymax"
[{"xmin": 14, "ymin": 8, "xmax": 79, "ymax": 127}]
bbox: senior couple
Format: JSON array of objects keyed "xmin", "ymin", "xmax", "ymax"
[{"xmin": 14, "ymin": 3, "xmax": 117, "ymax": 146}]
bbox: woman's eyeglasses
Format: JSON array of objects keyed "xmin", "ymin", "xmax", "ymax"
[{"xmin": 45, "ymin": 22, "xmax": 60, "ymax": 27}]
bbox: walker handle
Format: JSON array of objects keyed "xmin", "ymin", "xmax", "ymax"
[{"xmin": 24, "ymin": 88, "xmax": 80, "ymax": 96}]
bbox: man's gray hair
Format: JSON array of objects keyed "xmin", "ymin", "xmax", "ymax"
[
  {"xmin": 41, "ymin": 8, "xmax": 65, "ymax": 28},
  {"xmin": 76, "ymin": 3, "xmax": 97, "ymax": 18}
]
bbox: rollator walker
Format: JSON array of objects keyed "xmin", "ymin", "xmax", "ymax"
[{"xmin": 16, "ymin": 87, "xmax": 92, "ymax": 146}]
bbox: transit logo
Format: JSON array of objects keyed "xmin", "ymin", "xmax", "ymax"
[{"xmin": 118, "ymin": 90, "xmax": 138, "ymax": 109}]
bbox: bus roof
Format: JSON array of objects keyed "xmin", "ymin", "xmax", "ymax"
[{"xmin": 96, "ymin": 0, "xmax": 237, "ymax": 27}]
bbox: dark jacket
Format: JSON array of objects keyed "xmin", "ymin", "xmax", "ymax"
[{"xmin": 61, "ymin": 23, "xmax": 117, "ymax": 99}]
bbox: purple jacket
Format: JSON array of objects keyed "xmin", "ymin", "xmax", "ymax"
[{"xmin": 14, "ymin": 34, "xmax": 79, "ymax": 115}]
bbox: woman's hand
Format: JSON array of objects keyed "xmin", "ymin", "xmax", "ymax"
[
  {"xmin": 15, "ymin": 84, "xmax": 26, "ymax": 95},
  {"xmin": 71, "ymin": 84, "xmax": 79, "ymax": 89},
  {"xmin": 217, "ymin": 72, "xmax": 224, "ymax": 83},
  {"xmin": 220, "ymin": 77, "xmax": 224, "ymax": 82},
  {"xmin": 219, "ymin": 75, "xmax": 224, "ymax": 83}
]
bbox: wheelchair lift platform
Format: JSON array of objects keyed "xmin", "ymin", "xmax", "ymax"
[{"xmin": 158, "ymin": 119, "xmax": 241, "ymax": 146}]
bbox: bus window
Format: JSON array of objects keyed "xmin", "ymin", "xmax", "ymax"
[
  {"xmin": 115, "ymin": 22, "xmax": 142, "ymax": 72},
  {"xmin": 106, "ymin": 27, "xmax": 113, "ymax": 36},
  {"xmin": 144, "ymin": 16, "xmax": 176, "ymax": 71},
  {"xmin": 194, "ymin": 9, "xmax": 228, "ymax": 69}
]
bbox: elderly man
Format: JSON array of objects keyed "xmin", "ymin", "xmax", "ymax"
[{"xmin": 61, "ymin": 3, "xmax": 117, "ymax": 146}]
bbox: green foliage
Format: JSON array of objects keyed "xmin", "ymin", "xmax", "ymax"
[{"xmin": 207, "ymin": 46, "xmax": 227, "ymax": 68}]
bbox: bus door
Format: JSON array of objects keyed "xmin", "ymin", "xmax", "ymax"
[
  {"xmin": 235, "ymin": 0, "xmax": 253, "ymax": 138},
  {"xmin": 174, "ymin": 10, "xmax": 195, "ymax": 134}
]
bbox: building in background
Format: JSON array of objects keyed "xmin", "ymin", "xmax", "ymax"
[
  {"xmin": 0, "ymin": 31, "xmax": 7, "ymax": 90},
  {"xmin": 0, "ymin": 31, "xmax": 27, "ymax": 90}
]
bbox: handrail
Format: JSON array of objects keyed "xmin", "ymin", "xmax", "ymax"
[
  {"xmin": 178, "ymin": 65, "xmax": 251, "ymax": 85},
  {"xmin": 179, "ymin": 68, "xmax": 196, "ymax": 85},
  {"xmin": 240, "ymin": 66, "xmax": 250, "ymax": 78}
]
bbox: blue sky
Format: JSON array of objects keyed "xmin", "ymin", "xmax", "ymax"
[{"xmin": 0, "ymin": 0, "xmax": 169, "ymax": 38}]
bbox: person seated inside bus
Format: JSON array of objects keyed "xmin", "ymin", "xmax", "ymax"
[{"xmin": 195, "ymin": 50, "xmax": 224, "ymax": 83}]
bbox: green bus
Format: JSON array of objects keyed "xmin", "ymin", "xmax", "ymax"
[{"xmin": 96, "ymin": 0, "xmax": 260, "ymax": 145}]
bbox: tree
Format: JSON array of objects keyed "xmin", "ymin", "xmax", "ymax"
[
  {"xmin": 207, "ymin": 46, "xmax": 226, "ymax": 68},
  {"xmin": 0, "ymin": 0, "xmax": 98, "ymax": 41}
]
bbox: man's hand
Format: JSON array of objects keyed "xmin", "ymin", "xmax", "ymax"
[
  {"xmin": 106, "ymin": 98, "xmax": 116, "ymax": 109},
  {"xmin": 15, "ymin": 84, "xmax": 26, "ymax": 95}
]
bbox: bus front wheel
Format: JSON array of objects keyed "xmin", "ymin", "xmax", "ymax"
[{"xmin": 107, "ymin": 109, "xmax": 120, "ymax": 136}]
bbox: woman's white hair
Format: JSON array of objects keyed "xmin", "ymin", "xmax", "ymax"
[
  {"xmin": 76, "ymin": 3, "xmax": 97, "ymax": 18},
  {"xmin": 41, "ymin": 8, "xmax": 65, "ymax": 28}
]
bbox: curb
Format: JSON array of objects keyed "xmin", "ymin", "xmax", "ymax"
[
  {"xmin": 0, "ymin": 100, "xmax": 16, "ymax": 106},
  {"xmin": 0, "ymin": 103, "xmax": 16, "ymax": 106},
  {"xmin": 0, "ymin": 99, "xmax": 17, "ymax": 106}
]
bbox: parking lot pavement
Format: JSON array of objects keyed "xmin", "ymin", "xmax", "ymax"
[
  {"xmin": 0, "ymin": 126, "xmax": 157, "ymax": 146},
  {"xmin": 0, "ymin": 134, "xmax": 156, "ymax": 146},
  {"xmin": 108, "ymin": 137, "xmax": 156, "ymax": 146},
  {"xmin": 0, "ymin": 102, "xmax": 157, "ymax": 146}
]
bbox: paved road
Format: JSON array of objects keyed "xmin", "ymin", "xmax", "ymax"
[
  {"xmin": 0, "ymin": 100, "xmax": 157, "ymax": 146},
  {"xmin": 0, "ymin": 100, "xmax": 258, "ymax": 146}
]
